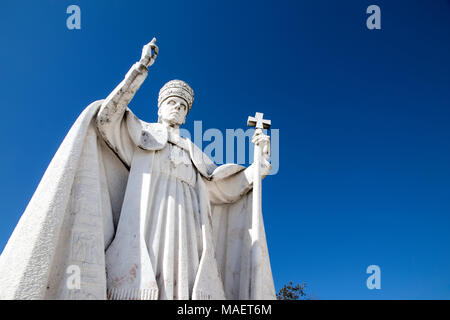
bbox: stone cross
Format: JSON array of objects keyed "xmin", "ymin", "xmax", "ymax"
[
  {"xmin": 246, "ymin": 111, "xmax": 271, "ymax": 299},
  {"xmin": 247, "ymin": 112, "xmax": 271, "ymax": 130}
]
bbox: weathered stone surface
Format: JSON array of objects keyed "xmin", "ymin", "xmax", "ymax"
[{"xmin": 0, "ymin": 38, "xmax": 276, "ymax": 300}]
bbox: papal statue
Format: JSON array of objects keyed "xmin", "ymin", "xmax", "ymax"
[{"xmin": 0, "ymin": 38, "xmax": 276, "ymax": 300}]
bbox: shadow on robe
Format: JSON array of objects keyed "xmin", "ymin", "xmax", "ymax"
[{"xmin": 0, "ymin": 101, "xmax": 275, "ymax": 300}]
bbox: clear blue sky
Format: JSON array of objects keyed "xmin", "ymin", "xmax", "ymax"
[{"xmin": 0, "ymin": 0, "xmax": 449, "ymax": 299}]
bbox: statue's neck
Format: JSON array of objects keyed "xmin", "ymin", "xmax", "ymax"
[{"xmin": 162, "ymin": 122, "xmax": 181, "ymax": 137}]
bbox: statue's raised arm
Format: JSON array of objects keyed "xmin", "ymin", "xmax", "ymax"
[{"xmin": 96, "ymin": 38, "xmax": 159, "ymax": 165}]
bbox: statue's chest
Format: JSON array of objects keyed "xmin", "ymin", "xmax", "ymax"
[{"xmin": 153, "ymin": 143, "xmax": 196, "ymax": 186}]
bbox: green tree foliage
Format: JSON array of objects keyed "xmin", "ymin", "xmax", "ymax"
[{"xmin": 277, "ymin": 281, "xmax": 308, "ymax": 300}]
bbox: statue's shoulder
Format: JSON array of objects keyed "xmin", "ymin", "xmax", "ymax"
[
  {"xmin": 125, "ymin": 109, "xmax": 168, "ymax": 151},
  {"xmin": 182, "ymin": 137, "xmax": 218, "ymax": 178}
]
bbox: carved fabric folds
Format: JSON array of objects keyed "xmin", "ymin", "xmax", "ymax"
[{"xmin": 0, "ymin": 100, "xmax": 275, "ymax": 300}]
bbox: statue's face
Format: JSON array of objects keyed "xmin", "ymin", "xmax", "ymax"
[{"xmin": 158, "ymin": 96, "xmax": 189, "ymax": 127}]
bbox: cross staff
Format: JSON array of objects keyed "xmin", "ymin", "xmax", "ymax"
[{"xmin": 247, "ymin": 112, "xmax": 271, "ymax": 299}]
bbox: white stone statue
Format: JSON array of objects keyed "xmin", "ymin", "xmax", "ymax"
[{"xmin": 0, "ymin": 38, "xmax": 276, "ymax": 300}]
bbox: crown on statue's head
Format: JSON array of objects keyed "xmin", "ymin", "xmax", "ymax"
[{"xmin": 158, "ymin": 80, "xmax": 194, "ymax": 111}]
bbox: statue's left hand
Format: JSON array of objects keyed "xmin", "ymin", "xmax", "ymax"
[
  {"xmin": 140, "ymin": 38, "xmax": 159, "ymax": 68},
  {"xmin": 252, "ymin": 130, "xmax": 270, "ymax": 161}
]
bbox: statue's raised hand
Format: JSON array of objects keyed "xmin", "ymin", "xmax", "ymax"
[{"xmin": 140, "ymin": 38, "xmax": 159, "ymax": 68}]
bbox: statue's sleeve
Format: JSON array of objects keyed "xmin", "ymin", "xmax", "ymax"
[
  {"xmin": 96, "ymin": 61, "xmax": 148, "ymax": 167},
  {"xmin": 204, "ymin": 159, "xmax": 272, "ymax": 205}
]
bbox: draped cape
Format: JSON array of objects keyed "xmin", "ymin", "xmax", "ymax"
[{"xmin": 0, "ymin": 100, "xmax": 275, "ymax": 300}]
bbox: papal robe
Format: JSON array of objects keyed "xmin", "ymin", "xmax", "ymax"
[
  {"xmin": 0, "ymin": 68, "xmax": 276, "ymax": 301},
  {"xmin": 99, "ymin": 101, "xmax": 274, "ymax": 300}
]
